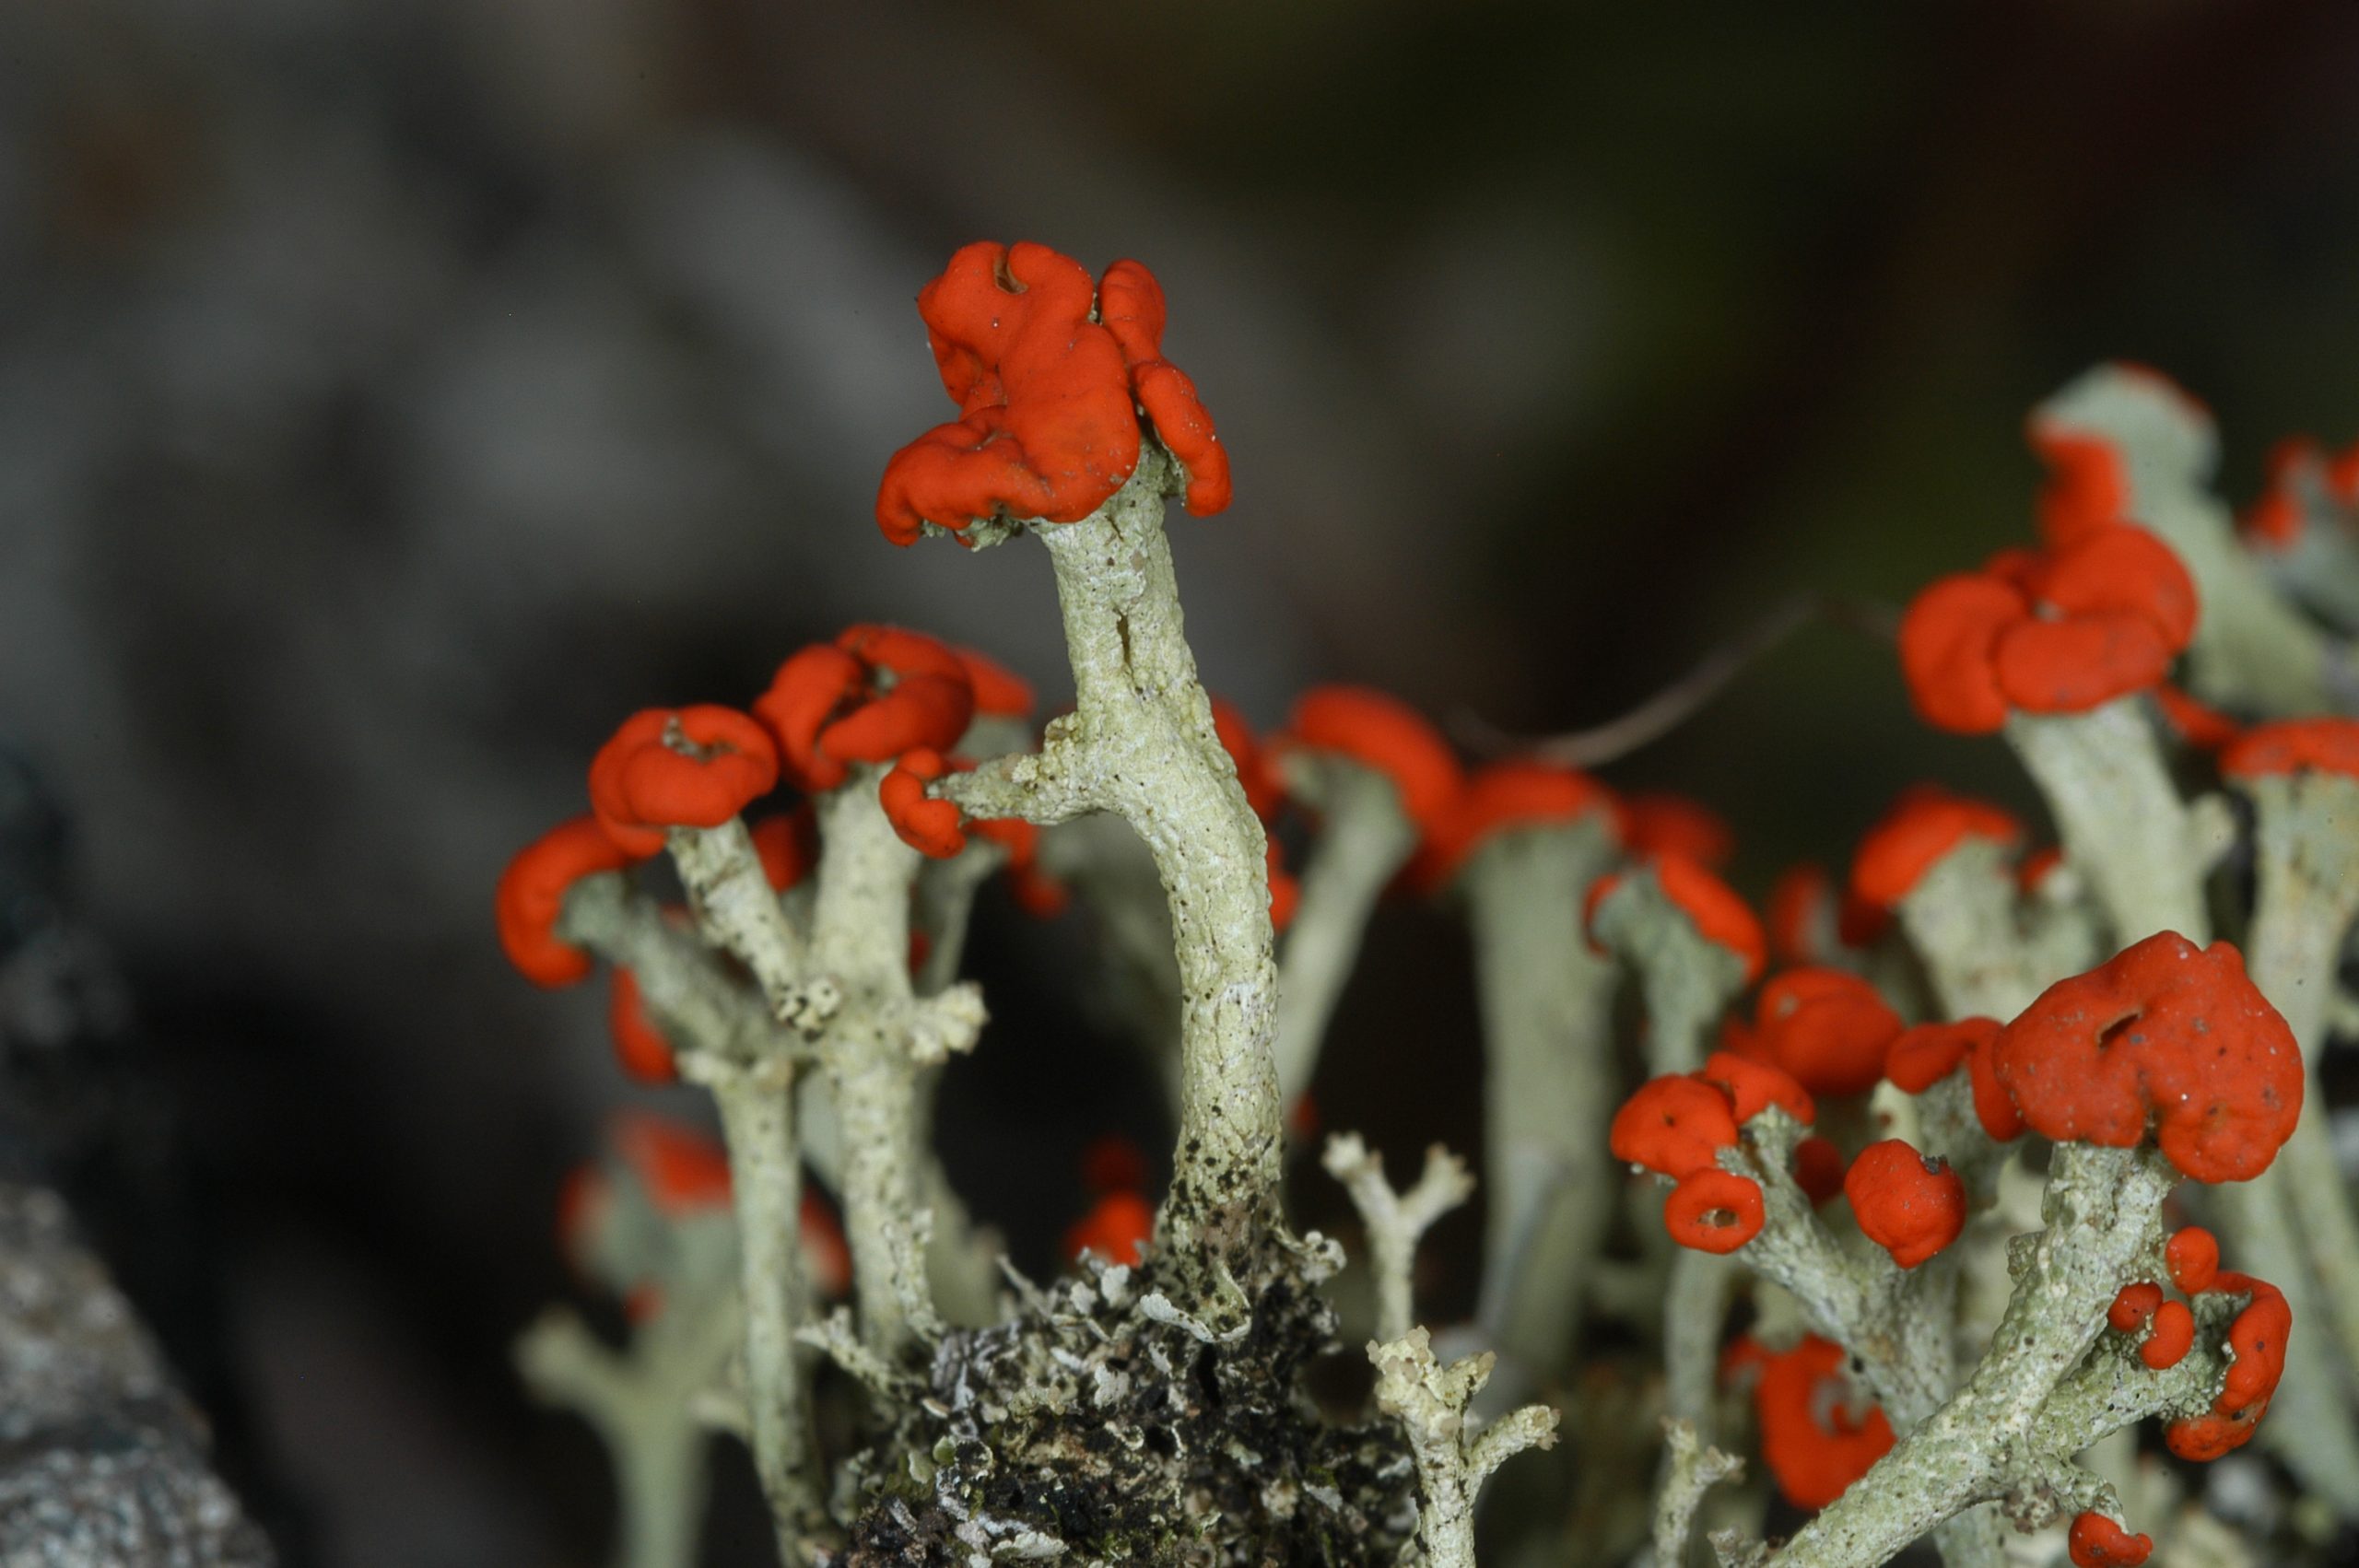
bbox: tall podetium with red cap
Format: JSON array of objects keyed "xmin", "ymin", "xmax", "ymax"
[{"xmin": 483, "ymin": 245, "xmax": 2359, "ymax": 1568}]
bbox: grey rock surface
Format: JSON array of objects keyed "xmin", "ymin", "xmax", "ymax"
[{"xmin": 0, "ymin": 1183, "xmax": 271, "ymax": 1566}]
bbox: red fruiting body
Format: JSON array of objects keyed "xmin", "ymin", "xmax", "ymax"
[
  {"xmin": 497, "ymin": 817, "xmax": 641, "ymax": 987},
  {"xmin": 2140, "ymin": 1299, "xmax": 2195, "ymax": 1370},
  {"xmin": 2220, "ymin": 717, "xmax": 2359, "ymax": 779},
  {"xmin": 1849, "ymin": 786, "xmax": 2022, "ymax": 911},
  {"xmin": 2238, "ymin": 437, "xmax": 2315, "ymax": 551},
  {"xmin": 1751, "ymin": 1336, "xmax": 1895, "ymax": 1509},
  {"xmin": 1898, "ymin": 574, "xmax": 2025, "ymax": 733},
  {"xmin": 2067, "ymin": 1512, "xmax": 2153, "ymax": 1568},
  {"xmin": 1066, "ymin": 1189, "xmax": 1156, "ymax": 1265},
  {"xmin": 1756, "ymin": 968, "xmax": 1904, "ymax": 1098},
  {"xmin": 1793, "ymin": 1137, "xmax": 1846, "ymax": 1206},
  {"xmin": 2152, "ymin": 685, "xmax": 2239, "ymax": 753},
  {"xmin": 2165, "ymin": 1272, "xmax": 2292, "ymax": 1460},
  {"xmin": 1844, "ymin": 1140, "xmax": 1966, "ymax": 1269},
  {"xmin": 1767, "ymin": 863, "xmax": 1835, "ymax": 965},
  {"xmin": 1623, "ymin": 792, "xmax": 1734, "ymax": 870},
  {"xmin": 880, "ymin": 747, "xmax": 966, "ymax": 860},
  {"xmin": 2031, "ymin": 427, "xmax": 2132, "ymax": 548},
  {"xmin": 1898, "ymin": 524, "xmax": 2196, "ymax": 734},
  {"xmin": 1697, "ymin": 1050, "xmax": 1814, "ymax": 1127},
  {"xmin": 612, "ymin": 1114, "xmax": 734, "ymax": 1213},
  {"xmin": 1662, "ymin": 1169, "xmax": 1765, "ymax": 1254},
  {"xmin": 748, "ymin": 808, "xmax": 818, "ymax": 892},
  {"xmin": 1418, "ymin": 760, "xmax": 1620, "ymax": 888},
  {"xmin": 1279, "ymin": 686, "xmax": 1464, "ymax": 836},
  {"xmin": 1652, "ymin": 852, "xmax": 1766, "ymax": 983},
  {"xmin": 1610, "ymin": 1076, "xmax": 1740, "ymax": 1179},
  {"xmin": 2167, "ymin": 1226, "xmax": 2220, "ymax": 1295},
  {"xmin": 589, "ymin": 706, "xmax": 780, "ymax": 856},
  {"xmin": 2108, "ymin": 1281, "xmax": 2164, "ymax": 1333},
  {"xmin": 755, "ymin": 627, "xmax": 974, "ymax": 793},
  {"xmin": 1094, "ymin": 259, "xmax": 1232, "ymax": 516},
  {"xmin": 1992, "ymin": 932, "xmax": 2304, "ymax": 1184},
  {"xmin": 1882, "ymin": 1017, "xmax": 2020, "ymax": 1142},
  {"xmin": 875, "ymin": 243, "xmax": 1227, "ymax": 544},
  {"xmin": 955, "ymin": 646, "xmax": 1034, "ymax": 719},
  {"xmin": 608, "ymin": 970, "xmax": 678, "ymax": 1084}
]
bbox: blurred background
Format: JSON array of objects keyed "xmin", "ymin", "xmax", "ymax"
[{"xmin": 6, "ymin": 0, "xmax": 2359, "ymax": 1562}]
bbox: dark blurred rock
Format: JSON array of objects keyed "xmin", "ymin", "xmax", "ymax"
[{"xmin": 0, "ymin": 1182, "xmax": 273, "ymax": 1564}]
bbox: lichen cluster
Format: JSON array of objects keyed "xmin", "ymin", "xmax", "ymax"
[{"xmin": 492, "ymin": 243, "xmax": 2359, "ymax": 1568}]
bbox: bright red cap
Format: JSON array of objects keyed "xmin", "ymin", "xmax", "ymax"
[
  {"xmin": 880, "ymin": 747, "xmax": 966, "ymax": 859},
  {"xmin": 1849, "ymin": 786, "xmax": 2022, "ymax": 911},
  {"xmin": 497, "ymin": 816, "xmax": 641, "ymax": 987},
  {"xmin": 1662, "ymin": 1169, "xmax": 1764, "ymax": 1254},
  {"xmin": 607, "ymin": 969, "xmax": 677, "ymax": 1084},
  {"xmin": 2220, "ymin": 718, "xmax": 2359, "ymax": 780},
  {"xmin": 2067, "ymin": 1512, "xmax": 2153, "ymax": 1568},
  {"xmin": 1898, "ymin": 525, "xmax": 2196, "ymax": 733},
  {"xmin": 2165, "ymin": 1272, "xmax": 2290, "ymax": 1460},
  {"xmin": 2166, "ymin": 1226, "xmax": 2220, "ymax": 1295},
  {"xmin": 1751, "ymin": 1336, "xmax": 1895, "ymax": 1509},
  {"xmin": 2140, "ymin": 1299, "xmax": 2195, "ymax": 1370},
  {"xmin": 1755, "ymin": 968, "xmax": 1904, "ymax": 1098},
  {"xmin": 1623, "ymin": 793, "xmax": 1734, "ymax": 870},
  {"xmin": 1697, "ymin": 1050, "xmax": 1813, "ymax": 1127},
  {"xmin": 754, "ymin": 627, "xmax": 974, "ymax": 793},
  {"xmin": 1844, "ymin": 1140, "xmax": 1966, "ymax": 1269},
  {"xmin": 748, "ymin": 808, "xmax": 818, "ymax": 892},
  {"xmin": 875, "ymin": 243, "xmax": 1227, "ymax": 544},
  {"xmin": 1992, "ymin": 932, "xmax": 2303, "ymax": 1184},
  {"xmin": 1652, "ymin": 853, "xmax": 1767, "ymax": 984},
  {"xmin": 955, "ymin": 646, "xmax": 1035, "ymax": 719},
  {"xmin": 2031, "ymin": 428, "xmax": 2133, "ymax": 549},
  {"xmin": 1610, "ymin": 1076, "xmax": 1739, "ymax": 1179},
  {"xmin": 1419, "ymin": 760, "xmax": 1618, "ymax": 887},
  {"xmin": 2108, "ymin": 1281, "xmax": 2164, "ymax": 1333},
  {"xmin": 1882, "ymin": 1018, "xmax": 2019, "ymax": 1141},
  {"xmin": 589, "ymin": 706, "xmax": 780, "ymax": 857},
  {"xmin": 1793, "ymin": 1137, "xmax": 1845, "ymax": 1206},
  {"xmin": 1066, "ymin": 1189, "xmax": 1156, "ymax": 1266},
  {"xmin": 1278, "ymin": 686, "xmax": 1463, "ymax": 835}
]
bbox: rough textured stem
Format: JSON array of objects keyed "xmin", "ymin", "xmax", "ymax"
[
  {"xmin": 706, "ymin": 1068, "xmax": 820, "ymax": 1558},
  {"xmin": 520, "ymin": 1272, "xmax": 748, "ymax": 1568},
  {"xmin": 670, "ymin": 818, "xmax": 814, "ymax": 1016},
  {"xmin": 1756, "ymin": 1145, "xmax": 2178, "ymax": 1568},
  {"xmin": 1323, "ymin": 1133, "xmax": 1475, "ymax": 1342},
  {"xmin": 942, "ymin": 456, "xmax": 1282, "ymax": 1267},
  {"xmin": 557, "ymin": 872, "xmax": 796, "ymax": 1072},
  {"xmin": 1460, "ymin": 816, "xmax": 1621, "ymax": 1377},
  {"xmin": 811, "ymin": 772, "xmax": 945, "ymax": 1358},
  {"xmin": 1369, "ymin": 1328, "xmax": 1559, "ymax": 1568},
  {"xmin": 2004, "ymin": 702, "xmax": 2208, "ymax": 947},
  {"xmin": 1895, "ymin": 842, "xmax": 2052, "ymax": 1021},
  {"xmin": 2242, "ymin": 773, "xmax": 2359, "ymax": 1413},
  {"xmin": 1593, "ymin": 867, "xmax": 1750, "ymax": 1077},
  {"xmin": 1662, "ymin": 1250, "xmax": 1739, "ymax": 1441},
  {"xmin": 1654, "ymin": 1420, "xmax": 1743, "ymax": 1568},
  {"xmin": 1274, "ymin": 758, "xmax": 1419, "ymax": 1106}
]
